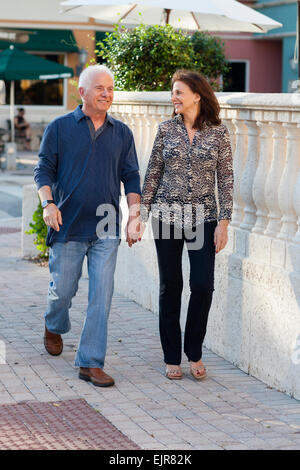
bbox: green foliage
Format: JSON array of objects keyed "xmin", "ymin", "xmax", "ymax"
[
  {"xmin": 96, "ymin": 24, "xmax": 194, "ymax": 91},
  {"xmin": 26, "ymin": 201, "xmax": 49, "ymax": 259},
  {"xmin": 191, "ymin": 31, "xmax": 230, "ymax": 90},
  {"xmin": 95, "ymin": 24, "xmax": 229, "ymax": 91}
]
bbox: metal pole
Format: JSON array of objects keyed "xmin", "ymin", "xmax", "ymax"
[{"xmin": 10, "ymin": 81, "xmax": 15, "ymax": 143}]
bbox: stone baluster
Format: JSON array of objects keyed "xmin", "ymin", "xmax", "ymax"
[
  {"xmin": 223, "ymin": 118, "xmax": 236, "ymax": 156},
  {"xmin": 252, "ymin": 121, "xmax": 273, "ymax": 234},
  {"xmin": 111, "ymin": 106, "xmax": 122, "ymax": 123},
  {"xmin": 240, "ymin": 120, "xmax": 260, "ymax": 231},
  {"xmin": 231, "ymin": 118, "xmax": 248, "ymax": 227},
  {"xmin": 150, "ymin": 113, "xmax": 161, "ymax": 146},
  {"xmin": 119, "ymin": 107, "xmax": 129, "ymax": 127},
  {"xmin": 277, "ymin": 123, "xmax": 300, "ymax": 241},
  {"xmin": 293, "ymin": 147, "xmax": 300, "ymax": 243},
  {"xmin": 133, "ymin": 110, "xmax": 144, "ymax": 159},
  {"xmin": 139, "ymin": 112, "xmax": 152, "ymax": 165},
  {"xmin": 143, "ymin": 114, "xmax": 152, "ymax": 159},
  {"xmin": 264, "ymin": 122, "xmax": 287, "ymax": 238},
  {"xmin": 125, "ymin": 109, "xmax": 136, "ymax": 136},
  {"xmin": 140, "ymin": 113, "xmax": 161, "ymax": 182}
]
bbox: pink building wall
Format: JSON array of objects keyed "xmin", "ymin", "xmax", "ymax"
[{"xmin": 222, "ymin": 36, "xmax": 282, "ymax": 93}]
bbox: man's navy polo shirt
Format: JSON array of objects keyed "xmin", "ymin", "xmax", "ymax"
[{"xmin": 34, "ymin": 105, "xmax": 141, "ymax": 246}]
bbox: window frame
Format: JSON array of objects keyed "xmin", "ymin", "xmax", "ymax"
[
  {"xmin": 221, "ymin": 59, "xmax": 250, "ymax": 93},
  {"xmin": 0, "ymin": 50, "xmax": 69, "ymax": 109}
]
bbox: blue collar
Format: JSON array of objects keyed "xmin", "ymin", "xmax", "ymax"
[{"xmin": 74, "ymin": 105, "xmax": 114, "ymax": 126}]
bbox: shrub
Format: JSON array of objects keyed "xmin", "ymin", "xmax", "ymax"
[
  {"xmin": 96, "ymin": 24, "xmax": 229, "ymax": 91},
  {"xmin": 96, "ymin": 24, "xmax": 194, "ymax": 91},
  {"xmin": 191, "ymin": 31, "xmax": 230, "ymax": 89},
  {"xmin": 26, "ymin": 201, "xmax": 49, "ymax": 259}
]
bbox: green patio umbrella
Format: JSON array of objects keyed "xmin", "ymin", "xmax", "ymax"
[{"xmin": 0, "ymin": 45, "xmax": 74, "ymax": 142}]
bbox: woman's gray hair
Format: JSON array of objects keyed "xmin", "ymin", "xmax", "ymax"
[{"xmin": 78, "ymin": 64, "xmax": 114, "ymax": 89}]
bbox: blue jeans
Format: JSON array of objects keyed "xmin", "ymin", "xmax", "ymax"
[{"xmin": 45, "ymin": 238, "xmax": 120, "ymax": 369}]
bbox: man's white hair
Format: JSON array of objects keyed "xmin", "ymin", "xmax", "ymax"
[{"xmin": 78, "ymin": 64, "xmax": 114, "ymax": 89}]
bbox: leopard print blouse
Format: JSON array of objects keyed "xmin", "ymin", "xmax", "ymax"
[{"xmin": 141, "ymin": 114, "xmax": 234, "ymax": 228}]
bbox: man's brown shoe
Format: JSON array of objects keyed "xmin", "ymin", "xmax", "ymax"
[
  {"xmin": 79, "ymin": 367, "xmax": 115, "ymax": 387},
  {"xmin": 44, "ymin": 327, "xmax": 63, "ymax": 356}
]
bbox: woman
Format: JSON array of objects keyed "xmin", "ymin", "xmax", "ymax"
[{"xmin": 141, "ymin": 70, "xmax": 233, "ymax": 380}]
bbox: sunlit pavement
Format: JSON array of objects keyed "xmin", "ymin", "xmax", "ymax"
[{"xmin": 0, "ymin": 186, "xmax": 300, "ymax": 450}]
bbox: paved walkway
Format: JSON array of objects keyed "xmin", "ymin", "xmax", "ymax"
[
  {"xmin": 0, "ymin": 399, "xmax": 139, "ymax": 450},
  {"xmin": 0, "ymin": 217, "xmax": 300, "ymax": 450},
  {"xmin": 0, "ymin": 162, "xmax": 36, "ymax": 220}
]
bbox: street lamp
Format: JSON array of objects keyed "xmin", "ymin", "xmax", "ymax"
[{"xmin": 77, "ymin": 48, "xmax": 88, "ymax": 76}]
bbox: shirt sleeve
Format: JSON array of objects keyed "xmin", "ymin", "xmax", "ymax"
[
  {"xmin": 217, "ymin": 125, "xmax": 234, "ymax": 221},
  {"xmin": 121, "ymin": 128, "xmax": 141, "ymax": 196},
  {"xmin": 140, "ymin": 125, "xmax": 165, "ymax": 222},
  {"xmin": 34, "ymin": 121, "xmax": 59, "ymax": 190}
]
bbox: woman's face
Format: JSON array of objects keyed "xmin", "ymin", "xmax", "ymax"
[{"xmin": 171, "ymin": 80, "xmax": 200, "ymax": 115}]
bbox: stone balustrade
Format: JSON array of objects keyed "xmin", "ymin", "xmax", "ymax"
[
  {"xmin": 112, "ymin": 91, "xmax": 300, "ymax": 244},
  {"xmin": 110, "ymin": 91, "xmax": 300, "ymax": 399}
]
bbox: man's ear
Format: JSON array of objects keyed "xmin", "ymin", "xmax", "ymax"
[{"xmin": 78, "ymin": 87, "xmax": 85, "ymax": 100}]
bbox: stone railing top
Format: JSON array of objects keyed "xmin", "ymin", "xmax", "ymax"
[
  {"xmin": 113, "ymin": 91, "xmax": 172, "ymax": 106},
  {"xmin": 113, "ymin": 91, "xmax": 300, "ymax": 111},
  {"xmin": 216, "ymin": 92, "xmax": 300, "ymax": 110}
]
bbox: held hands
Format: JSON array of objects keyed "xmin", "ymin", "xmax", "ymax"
[
  {"xmin": 126, "ymin": 215, "xmax": 146, "ymax": 247},
  {"xmin": 126, "ymin": 216, "xmax": 229, "ymax": 251},
  {"xmin": 214, "ymin": 220, "xmax": 229, "ymax": 253},
  {"xmin": 43, "ymin": 204, "xmax": 62, "ymax": 232}
]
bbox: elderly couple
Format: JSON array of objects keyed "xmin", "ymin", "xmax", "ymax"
[{"xmin": 34, "ymin": 64, "xmax": 233, "ymax": 387}]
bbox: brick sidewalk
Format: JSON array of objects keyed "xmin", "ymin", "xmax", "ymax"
[{"xmin": 0, "ymin": 222, "xmax": 300, "ymax": 450}]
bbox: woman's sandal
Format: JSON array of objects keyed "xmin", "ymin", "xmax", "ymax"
[
  {"xmin": 190, "ymin": 363, "xmax": 207, "ymax": 380},
  {"xmin": 165, "ymin": 365, "xmax": 183, "ymax": 380}
]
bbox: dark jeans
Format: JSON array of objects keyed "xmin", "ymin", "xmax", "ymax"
[{"xmin": 152, "ymin": 218, "xmax": 217, "ymax": 365}]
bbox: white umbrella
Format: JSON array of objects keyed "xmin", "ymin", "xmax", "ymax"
[{"xmin": 61, "ymin": 0, "xmax": 282, "ymax": 33}]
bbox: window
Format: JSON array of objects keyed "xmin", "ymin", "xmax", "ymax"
[
  {"xmin": 4, "ymin": 53, "xmax": 65, "ymax": 106},
  {"xmin": 222, "ymin": 61, "xmax": 249, "ymax": 92}
]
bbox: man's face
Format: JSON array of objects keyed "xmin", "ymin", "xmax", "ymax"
[{"xmin": 80, "ymin": 72, "xmax": 114, "ymax": 114}]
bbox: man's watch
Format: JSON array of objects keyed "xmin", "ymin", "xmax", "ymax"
[{"xmin": 42, "ymin": 199, "xmax": 55, "ymax": 209}]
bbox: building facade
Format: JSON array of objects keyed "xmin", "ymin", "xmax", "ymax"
[
  {"xmin": 0, "ymin": 0, "xmax": 110, "ymax": 119},
  {"xmin": 221, "ymin": 0, "xmax": 297, "ymax": 93},
  {"xmin": 0, "ymin": 0, "xmax": 296, "ymax": 123},
  {"xmin": 254, "ymin": 0, "xmax": 298, "ymax": 92}
]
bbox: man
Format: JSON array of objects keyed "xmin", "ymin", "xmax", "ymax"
[
  {"xmin": 14, "ymin": 107, "xmax": 31, "ymax": 150},
  {"xmin": 34, "ymin": 64, "xmax": 141, "ymax": 387}
]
